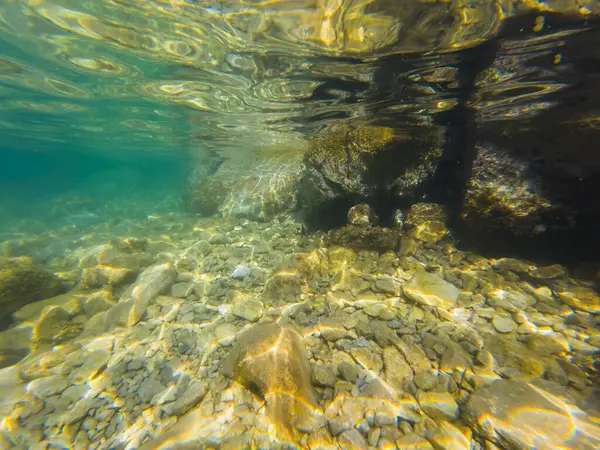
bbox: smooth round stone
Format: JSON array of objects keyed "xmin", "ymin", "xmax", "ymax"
[
  {"xmin": 513, "ymin": 311, "xmax": 528, "ymax": 324},
  {"xmin": 231, "ymin": 265, "xmax": 251, "ymax": 279},
  {"xmin": 476, "ymin": 307, "xmax": 495, "ymax": 319},
  {"xmin": 492, "ymin": 313, "xmax": 516, "ymax": 333}
]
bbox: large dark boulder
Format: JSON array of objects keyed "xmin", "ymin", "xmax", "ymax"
[
  {"xmin": 0, "ymin": 257, "xmax": 62, "ymax": 326},
  {"xmin": 297, "ymin": 124, "xmax": 443, "ymax": 225}
]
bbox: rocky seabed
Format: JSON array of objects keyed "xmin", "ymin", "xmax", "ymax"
[{"xmin": 0, "ymin": 212, "xmax": 599, "ymax": 450}]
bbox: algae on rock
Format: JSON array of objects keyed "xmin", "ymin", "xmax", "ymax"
[
  {"xmin": 0, "ymin": 257, "xmax": 62, "ymax": 325},
  {"xmin": 298, "ymin": 124, "xmax": 443, "ymax": 218},
  {"xmin": 325, "ymin": 225, "xmax": 400, "ymax": 253}
]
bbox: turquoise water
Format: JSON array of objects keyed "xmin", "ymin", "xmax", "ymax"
[{"xmin": 1, "ymin": 1, "xmax": 600, "ymax": 450}]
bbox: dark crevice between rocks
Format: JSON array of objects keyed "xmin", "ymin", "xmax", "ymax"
[
  {"xmin": 303, "ymin": 197, "xmax": 354, "ymax": 232},
  {"xmin": 429, "ymin": 38, "xmax": 498, "ymax": 213}
]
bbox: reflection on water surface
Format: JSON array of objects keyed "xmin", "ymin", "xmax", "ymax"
[{"xmin": 0, "ymin": 1, "xmax": 600, "ymax": 450}]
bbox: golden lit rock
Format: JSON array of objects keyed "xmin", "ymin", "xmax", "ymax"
[
  {"xmin": 464, "ymin": 379, "xmax": 600, "ymax": 449},
  {"xmin": 222, "ymin": 323, "xmax": 319, "ymax": 445},
  {"xmin": 404, "ymin": 203, "xmax": 448, "ymax": 243},
  {"xmin": 403, "ymin": 268, "xmax": 459, "ymax": 310},
  {"xmin": 558, "ymin": 286, "xmax": 600, "ymax": 314}
]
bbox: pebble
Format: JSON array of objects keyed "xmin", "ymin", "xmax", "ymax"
[
  {"xmin": 328, "ymin": 416, "xmax": 352, "ymax": 436},
  {"xmin": 231, "ymin": 265, "xmax": 251, "ymax": 279},
  {"xmin": 170, "ymin": 282, "xmax": 192, "ymax": 298},
  {"xmin": 26, "ymin": 375, "xmax": 69, "ymax": 398},
  {"xmin": 313, "ymin": 364, "xmax": 337, "ymax": 388},
  {"xmin": 492, "ymin": 313, "xmax": 516, "ymax": 333},
  {"xmin": 417, "ymin": 391, "xmax": 460, "ymax": 421},
  {"xmin": 338, "ymin": 361, "xmax": 360, "ymax": 383},
  {"xmin": 319, "ymin": 318, "xmax": 349, "ymax": 342},
  {"xmin": 231, "ymin": 299, "xmax": 263, "ymax": 322},
  {"xmin": 3, "ymin": 212, "xmax": 600, "ymax": 450},
  {"xmin": 403, "ymin": 269, "xmax": 459, "ymax": 310},
  {"xmin": 374, "ymin": 276, "xmax": 396, "ymax": 295},
  {"xmin": 426, "ymin": 421, "xmax": 470, "ymax": 450}
]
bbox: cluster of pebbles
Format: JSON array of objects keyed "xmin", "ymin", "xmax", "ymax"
[{"xmin": 0, "ymin": 202, "xmax": 599, "ymax": 450}]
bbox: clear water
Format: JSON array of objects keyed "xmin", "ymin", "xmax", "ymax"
[{"xmin": 0, "ymin": 1, "xmax": 599, "ymax": 449}]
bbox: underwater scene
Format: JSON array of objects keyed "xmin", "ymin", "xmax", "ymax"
[{"xmin": 1, "ymin": 0, "xmax": 600, "ymax": 449}]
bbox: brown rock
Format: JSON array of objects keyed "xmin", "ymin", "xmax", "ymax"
[
  {"xmin": 404, "ymin": 203, "xmax": 448, "ymax": 243},
  {"xmin": 325, "ymin": 225, "xmax": 399, "ymax": 253},
  {"xmin": 222, "ymin": 323, "xmax": 318, "ymax": 445},
  {"xmin": 464, "ymin": 379, "xmax": 600, "ymax": 449},
  {"xmin": 262, "ymin": 272, "xmax": 304, "ymax": 307},
  {"xmin": 348, "ymin": 204, "xmax": 375, "ymax": 227},
  {"xmin": 0, "ymin": 257, "xmax": 61, "ymax": 324}
]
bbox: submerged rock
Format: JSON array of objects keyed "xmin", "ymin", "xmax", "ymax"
[
  {"xmin": 526, "ymin": 331, "xmax": 570, "ymax": 356},
  {"xmin": 404, "ymin": 202, "xmax": 448, "ymax": 243},
  {"xmin": 108, "ymin": 263, "xmax": 176, "ymax": 328},
  {"xmin": 0, "ymin": 324, "xmax": 33, "ymax": 368},
  {"xmin": 185, "ymin": 152, "xmax": 301, "ymax": 220},
  {"xmin": 347, "ymin": 204, "xmax": 375, "ymax": 227},
  {"xmin": 0, "ymin": 257, "xmax": 62, "ymax": 325},
  {"xmin": 558, "ymin": 286, "xmax": 600, "ymax": 314},
  {"xmin": 231, "ymin": 264, "xmax": 251, "ymax": 279},
  {"xmin": 325, "ymin": 225, "xmax": 399, "ymax": 253},
  {"xmin": 262, "ymin": 272, "xmax": 304, "ymax": 307},
  {"xmin": 80, "ymin": 246, "xmax": 153, "ymax": 288},
  {"xmin": 461, "ymin": 143, "xmax": 555, "ymax": 237},
  {"xmin": 12, "ymin": 293, "xmax": 82, "ymax": 323},
  {"xmin": 396, "ymin": 433, "xmax": 434, "ymax": 450},
  {"xmin": 132, "ymin": 263, "xmax": 175, "ymax": 304},
  {"xmin": 403, "ymin": 268, "xmax": 459, "ymax": 310},
  {"xmin": 221, "ymin": 323, "xmax": 319, "ymax": 445},
  {"xmin": 426, "ymin": 421, "xmax": 470, "ymax": 450},
  {"xmin": 231, "ymin": 298, "xmax": 263, "ymax": 322},
  {"xmin": 417, "ymin": 391, "xmax": 459, "ymax": 421},
  {"xmin": 110, "ymin": 236, "xmax": 148, "ymax": 253},
  {"xmin": 464, "ymin": 379, "xmax": 600, "ymax": 449},
  {"xmin": 482, "ymin": 333, "xmax": 546, "ymax": 377},
  {"xmin": 298, "ymin": 124, "xmax": 442, "ymax": 217}
]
